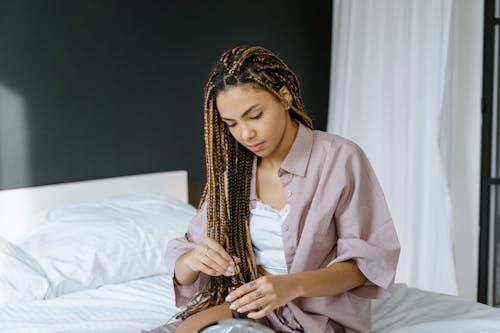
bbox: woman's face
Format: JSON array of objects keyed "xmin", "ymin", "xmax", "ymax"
[{"xmin": 215, "ymin": 84, "xmax": 295, "ymax": 159}]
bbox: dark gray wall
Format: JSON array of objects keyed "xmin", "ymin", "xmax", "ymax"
[{"xmin": 0, "ymin": 0, "xmax": 332, "ymax": 205}]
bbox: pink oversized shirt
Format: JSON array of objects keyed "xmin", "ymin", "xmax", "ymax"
[{"xmin": 165, "ymin": 122, "xmax": 400, "ymax": 333}]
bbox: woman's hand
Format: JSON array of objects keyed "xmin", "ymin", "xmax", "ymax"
[
  {"xmin": 184, "ymin": 237, "xmax": 238, "ymax": 277},
  {"xmin": 225, "ymin": 274, "xmax": 301, "ymax": 319},
  {"xmin": 222, "ymin": 261, "xmax": 367, "ymax": 318}
]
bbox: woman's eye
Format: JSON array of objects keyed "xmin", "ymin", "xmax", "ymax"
[
  {"xmin": 250, "ymin": 112, "xmax": 262, "ymax": 120},
  {"xmin": 226, "ymin": 122, "xmax": 236, "ymax": 128}
]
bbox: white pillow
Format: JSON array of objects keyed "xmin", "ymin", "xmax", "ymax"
[
  {"xmin": 0, "ymin": 236, "xmax": 50, "ymax": 304},
  {"xmin": 20, "ymin": 193, "xmax": 196, "ymax": 298}
]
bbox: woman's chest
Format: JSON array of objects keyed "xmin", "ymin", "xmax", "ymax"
[{"xmin": 256, "ymin": 167, "xmax": 287, "ymax": 210}]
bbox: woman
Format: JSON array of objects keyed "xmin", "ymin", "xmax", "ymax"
[{"xmin": 162, "ymin": 46, "xmax": 400, "ymax": 333}]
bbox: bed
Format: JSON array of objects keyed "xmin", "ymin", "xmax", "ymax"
[{"xmin": 1, "ymin": 171, "xmax": 499, "ymax": 333}]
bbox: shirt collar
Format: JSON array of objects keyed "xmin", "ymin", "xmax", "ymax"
[
  {"xmin": 279, "ymin": 121, "xmax": 313, "ymax": 178},
  {"xmin": 250, "ymin": 121, "xmax": 313, "ymax": 203}
]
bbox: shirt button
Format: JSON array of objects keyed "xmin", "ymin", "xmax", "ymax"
[
  {"xmin": 282, "ymin": 224, "xmax": 289, "ymax": 232},
  {"xmin": 287, "ymin": 191, "xmax": 292, "ymax": 200}
]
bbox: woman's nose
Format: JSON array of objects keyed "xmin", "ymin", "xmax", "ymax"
[{"xmin": 240, "ymin": 124, "xmax": 256, "ymax": 141}]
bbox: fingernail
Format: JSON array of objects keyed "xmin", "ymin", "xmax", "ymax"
[
  {"xmin": 225, "ymin": 295, "xmax": 231, "ymax": 302},
  {"xmin": 215, "ymin": 272, "xmax": 221, "ymax": 276},
  {"xmin": 229, "ymin": 303, "xmax": 236, "ymax": 310}
]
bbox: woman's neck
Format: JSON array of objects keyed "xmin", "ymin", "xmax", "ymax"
[{"xmin": 259, "ymin": 119, "xmax": 299, "ymax": 171}]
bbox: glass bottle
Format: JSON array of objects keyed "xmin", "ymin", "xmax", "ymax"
[{"xmin": 227, "ymin": 264, "xmax": 247, "ymax": 319}]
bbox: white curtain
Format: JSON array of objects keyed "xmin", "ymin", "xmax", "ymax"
[{"xmin": 328, "ymin": 0, "xmax": 467, "ymax": 295}]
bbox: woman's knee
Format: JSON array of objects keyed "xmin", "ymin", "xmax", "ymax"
[{"xmin": 175, "ymin": 303, "xmax": 232, "ymax": 333}]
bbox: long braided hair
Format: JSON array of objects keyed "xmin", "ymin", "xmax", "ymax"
[{"xmin": 177, "ymin": 46, "xmax": 313, "ymax": 320}]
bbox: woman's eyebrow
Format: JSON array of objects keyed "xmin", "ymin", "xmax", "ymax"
[{"xmin": 221, "ymin": 104, "xmax": 259, "ymax": 121}]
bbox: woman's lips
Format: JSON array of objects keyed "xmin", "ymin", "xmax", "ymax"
[{"xmin": 247, "ymin": 142, "xmax": 265, "ymax": 152}]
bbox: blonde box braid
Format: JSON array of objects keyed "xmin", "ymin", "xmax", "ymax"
[{"xmin": 177, "ymin": 46, "xmax": 313, "ymax": 320}]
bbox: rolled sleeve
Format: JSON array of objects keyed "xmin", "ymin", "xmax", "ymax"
[
  {"xmin": 171, "ymin": 271, "xmax": 210, "ymax": 307},
  {"xmin": 329, "ymin": 147, "xmax": 401, "ymax": 299},
  {"xmin": 165, "ymin": 202, "xmax": 209, "ymax": 307},
  {"xmin": 328, "ymin": 223, "xmax": 400, "ymax": 298}
]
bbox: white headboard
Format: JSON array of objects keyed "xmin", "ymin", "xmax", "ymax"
[{"xmin": 0, "ymin": 170, "xmax": 188, "ymax": 243}]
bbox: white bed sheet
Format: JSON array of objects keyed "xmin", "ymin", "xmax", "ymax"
[
  {"xmin": 1, "ymin": 275, "xmax": 500, "ymax": 333},
  {"xmin": 0, "ymin": 274, "xmax": 175, "ymax": 333},
  {"xmin": 372, "ymin": 284, "xmax": 500, "ymax": 333}
]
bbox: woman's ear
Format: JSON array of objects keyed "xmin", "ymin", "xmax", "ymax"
[{"xmin": 279, "ymin": 86, "xmax": 293, "ymax": 108}]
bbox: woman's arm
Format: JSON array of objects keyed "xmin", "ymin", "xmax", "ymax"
[
  {"xmin": 225, "ymin": 260, "xmax": 366, "ymax": 319},
  {"xmin": 173, "ymin": 250, "xmax": 202, "ymax": 285},
  {"xmin": 293, "ymin": 260, "xmax": 366, "ymax": 298}
]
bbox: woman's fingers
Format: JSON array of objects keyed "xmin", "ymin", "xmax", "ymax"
[
  {"xmin": 228, "ymin": 284, "xmax": 272, "ymax": 318},
  {"xmin": 202, "ymin": 239, "xmax": 233, "ymax": 262},
  {"xmin": 226, "ymin": 279, "xmax": 267, "ymax": 312},
  {"xmin": 201, "ymin": 241, "xmax": 235, "ymax": 275},
  {"xmin": 194, "ymin": 262, "xmax": 222, "ymax": 277},
  {"xmin": 191, "ymin": 238, "xmax": 236, "ymax": 277},
  {"xmin": 226, "ymin": 280, "xmax": 257, "ymax": 302},
  {"xmin": 246, "ymin": 304, "xmax": 273, "ymax": 319},
  {"xmin": 197, "ymin": 251, "xmax": 233, "ymax": 276},
  {"xmin": 225, "ymin": 275, "xmax": 293, "ymax": 320}
]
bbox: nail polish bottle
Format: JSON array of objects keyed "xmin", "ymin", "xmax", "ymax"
[{"xmin": 227, "ymin": 264, "xmax": 247, "ymax": 319}]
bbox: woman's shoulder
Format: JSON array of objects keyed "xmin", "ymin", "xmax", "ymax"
[
  {"xmin": 310, "ymin": 129, "xmax": 364, "ymax": 158},
  {"xmin": 288, "ymin": 124, "xmax": 370, "ymax": 174},
  {"xmin": 307, "ymin": 130, "xmax": 378, "ymax": 187}
]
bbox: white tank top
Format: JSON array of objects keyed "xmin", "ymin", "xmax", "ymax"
[{"xmin": 250, "ymin": 200, "xmax": 289, "ymax": 275}]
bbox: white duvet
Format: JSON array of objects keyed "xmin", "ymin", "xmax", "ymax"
[{"xmin": 1, "ymin": 193, "xmax": 499, "ymax": 333}]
